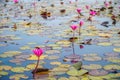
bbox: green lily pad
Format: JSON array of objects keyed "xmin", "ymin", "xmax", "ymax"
[
  {"xmin": 82, "ymin": 64, "xmax": 102, "ymax": 70},
  {"xmin": 67, "ymin": 69, "xmax": 88, "ymax": 76},
  {"xmin": 45, "ymin": 50, "xmax": 60, "ymax": 54},
  {"xmin": 47, "ymin": 55, "xmax": 59, "ymax": 60},
  {"xmin": 0, "ymin": 71, "xmax": 8, "ymax": 76},
  {"xmin": 69, "ymin": 77, "xmax": 79, "ymax": 80},
  {"xmin": 11, "ymin": 67, "xmax": 29, "ymax": 73},
  {"xmin": 103, "ymin": 64, "xmax": 120, "ymax": 70},
  {"xmin": 51, "ymin": 67, "xmax": 68, "ymax": 72},
  {"xmin": 0, "ymin": 65, "xmax": 12, "ymax": 70},
  {"xmin": 97, "ymin": 42, "xmax": 112, "ymax": 46},
  {"xmin": 20, "ymin": 45, "xmax": 31, "ymax": 50},
  {"xmin": 9, "ymin": 74, "xmax": 28, "ymax": 80},
  {"xmin": 113, "ymin": 48, "xmax": 120, "ymax": 52},
  {"xmin": 0, "ymin": 51, "xmax": 21, "ymax": 58},
  {"xmin": 58, "ymin": 77, "xmax": 69, "ymax": 80},
  {"xmin": 50, "ymin": 61, "xmax": 61, "ymax": 66},
  {"xmin": 9, "ymin": 58, "xmax": 25, "ymax": 63}
]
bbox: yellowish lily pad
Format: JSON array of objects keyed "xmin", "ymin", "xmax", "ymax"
[
  {"xmin": 113, "ymin": 48, "xmax": 120, "ymax": 53},
  {"xmin": 82, "ymin": 64, "xmax": 102, "ymax": 70},
  {"xmin": 27, "ymin": 54, "xmax": 48, "ymax": 60},
  {"xmin": 9, "ymin": 74, "xmax": 28, "ymax": 80}
]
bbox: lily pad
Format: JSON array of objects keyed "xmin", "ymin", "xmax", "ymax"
[
  {"xmin": 0, "ymin": 71, "xmax": 8, "ymax": 76},
  {"xmin": 45, "ymin": 50, "xmax": 61, "ymax": 54},
  {"xmin": 82, "ymin": 64, "xmax": 102, "ymax": 70},
  {"xmin": 56, "ymin": 40, "xmax": 71, "ymax": 45},
  {"xmin": 50, "ymin": 61, "xmax": 61, "ymax": 66},
  {"xmin": 67, "ymin": 69, "xmax": 88, "ymax": 76},
  {"xmin": 0, "ymin": 65, "xmax": 12, "ymax": 70},
  {"xmin": 113, "ymin": 48, "xmax": 120, "ymax": 52},
  {"xmin": 27, "ymin": 54, "xmax": 48, "ymax": 60},
  {"xmin": 97, "ymin": 42, "xmax": 112, "ymax": 46},
  {"xmin": 89, "ymin": 69, "xmax": 108, "ymax": 76},
  {"xmin": 59, "ymin": 64, "xmax": 71, "ymax": 68},
  {"xmin": 47, "ymin": 55, "xmax": 59, "ymax": 60},
  {"xmin": 0, "ymin": 51, "xmax": 21, "ymax": 58},
  {"xmin": 20, "ymin": 45, "xmax": 31, "ymax": 50},
  {"xmin": 9, "ymin": 74, "xmax": 28, "ymax": 80},
  {"xmin": 51, "ymin": 67, "xmax": 68, "ymax": 72},
  {"xmin": 26, "ymin": 63, "xmax": 43, "ymax": 70},
  {"xmin": 83, "ymin": 54, "xmax": 102, "ymax": 61},
  {"xmin": 58, "ymin": 77, "xmax": 69, "ymax": 80},
  {"xmin": 11, "ymin": 67, "xmax": 29, "ymax": 73},
  {"xmin": 69, "ymin": 77, "xmax": 79, "ymax": 80},
  {"xmin": 9, "ymin": 58, "xmax": 25, "ymax": 63},
  {"xmin": 103, "ymin": 64, "xmax": 120, "ymax": 70}
]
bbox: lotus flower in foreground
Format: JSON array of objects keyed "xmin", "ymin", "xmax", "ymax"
[{"xmin": 70, "ymin": 25, "xmax": 78, "ymax": 31}]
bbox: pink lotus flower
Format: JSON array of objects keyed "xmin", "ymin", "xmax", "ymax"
[
  {"xmin": 33, "ymin": 47, "xmax": 43, "ymax": 57},
  {"xmin": 90, "ymin": 10, "xmax": 96, "ymax": 16},
  {"xmin": 79, "ymin": 20, "xmax": 84, "ymax": 27},
  {"xmin": 70, "ymin": 25, "xmax": 78, "ymax": 31},
  {"xmin": 86, "ymin": 5, "xmax": 90, "ymax": 10},
  {"xmin": 80, "ymin": 45, "xmax": 84, "ymax": 49},
  {"xmin": 105, "ymin": 2, "xmax": 109, "ymax": 7},
  {"xmin": 77, "ymin": 8, "xmax": 82, "ymax": 14},
  {"xmin": 13, "ymin": 0, "xmax": 18, "ymax": 3},
  {"xmin": 32, "ymin": 47, "xmax": 43, "ymax": 78}
]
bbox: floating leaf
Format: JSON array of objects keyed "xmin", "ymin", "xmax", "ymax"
[
  {"xmin": 58, "ymin": 77, "xmax": 69, "ymax": 80},
  {"xmin": 20, "ymin": 46, "xmax": 31, "ymax": 50},
  {"xmin": 82, "ymin": 64, "xmax": 102, "ymax": 70},
  {"xmin": 11, "ymin": 67, "xmax": 28, "ymax": 73},
  {"xmin": 97, "ymin": 42, "xmax": 112, "ymax": 46},
  {"xmin": 104, "ymin": 53, "xmax": 119, "ymax": 57},
  {"xmin": 27, "ymin": 54, "xmax": 48, "ymax": 60},
  {"xmin": 47, "ymin": 55, "xmax": 59, "ymax": 60},
  {"xmin": 0, "ymin": 65, "xmax": 12, "ymax": 70},
  {"xmin": 83, "ymin": 54, "xmax": 102, "ymax": 61},
  {"xmin": 50, "ymin": 61, "xmax": 61, "ymax": 65},
  {"xmin": 89, "ymin": 69, "xmax": 108, "ymax": 76},
  {"xmin": 26, "ymin": 63, "xmax": 43, "ymax": 70},
  {"xmin": 15, "ymin": 54, "xmax": 30, "ymax": 59},
  {"xmin": 67, "ymin": 69, "xmax": 88, "ymax": 76},
  {"xmin": 72, "ymin": 61, "xmax": 82, "ymax": 70},
  {"xmin": 9, "ymin": 58, "xmax": 25, "ymax": 63},
  {"xmin": 45, "ymin": 50, "xmax": 60, "ymax": 54},
  {"xmin": 69, "ymin": 77, "xmax": 79, "ymax": 80},
  {"xmin": 51, "ymin": 67, "xmax": 68, "ymax": 72},
  {"xmin": 113, "ymin": 48, "xmax": 120, "ymax": 52},
  {"xmin": 0, "ymin": 51, "xmax": 21, "ymax": 58},
  {"xmin": 103, "ymin": 64, "xmax": 120, "ymax": 70},
  {"xmin": 56, "ymin": 40, "xmax": 71, "ymax": 45},
  {"xmin": 9, "ymin": 74, "xmax": 28, "ymax": 80},
  {"xmin": 59, "ymin": 64, "xmax": 70, "ymax": 68},
  {"xmin": 0, "ymin": 71, "xmax": 8, "ymax": 76},
  {"xmin": 27, "ymin": 42, "xmax": 37, "ymax": 45}
]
